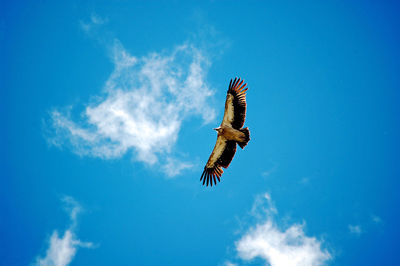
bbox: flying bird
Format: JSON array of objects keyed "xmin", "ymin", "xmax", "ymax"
[{"xmin": 200, "ymin": 77, "xmax": 250, "ymax": 186}]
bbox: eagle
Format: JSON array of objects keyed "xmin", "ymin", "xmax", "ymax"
[{"xmin": 200, "ymin": 77, "xmax": 250, "ymax": 186}]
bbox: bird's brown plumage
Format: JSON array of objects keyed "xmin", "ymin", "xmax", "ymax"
[{"xmin": 200, "ymin": 78, "xmax": 250, "ymax": 186}]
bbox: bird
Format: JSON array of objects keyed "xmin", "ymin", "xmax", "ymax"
[{"xmin": 200, "ymin": 77, "xmax": 250, "ymax": 186}]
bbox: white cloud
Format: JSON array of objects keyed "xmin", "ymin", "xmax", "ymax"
[
  {"xmin": 163, "ymin": 157, "xmax": 194, "ymax": 178},
  {"xmin": 48, "ymin": 39, "xmax": 216, "ymax": 175},
  {"xmin": 34, "ymin": 197, "xmax": 93, "ymax": 266},
  {"xmin": 234, "ymin": 193, "xmax": 331, "ymax": 266},
  {"xmin": 348, "ymin": 224, "xmax": 362, "ymax": 236},
  {"xmin": 261, "ymin": 162, "xmax": 278, "ymax": 177},
  {"xmin": 90, "ymin": 13, "xmax": 107, "ymax": 25},
  {"xmin": 250, "ymin": 193, "xmax": 277, "ymax": 220},
  {"xmin": 80, "ymin": 13, "xmax": 107, "ymax": 33},
  {"xmin": 371, "ymin": 215, "xmax": 382, "ymax": 224}
]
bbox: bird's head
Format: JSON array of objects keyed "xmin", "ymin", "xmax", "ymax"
[{"xmin": 213, "ymin": 127, "xmax": 222, "ymax": 133}]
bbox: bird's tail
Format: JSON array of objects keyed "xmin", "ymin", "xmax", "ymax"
[{"xmin": 238, "ymin": 127, "xmax": 250, "ymax": 149}]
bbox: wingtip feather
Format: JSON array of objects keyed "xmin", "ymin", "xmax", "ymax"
[{"xmin": 201, "ymin": 167, "xmax": 223, "ymax": 187}]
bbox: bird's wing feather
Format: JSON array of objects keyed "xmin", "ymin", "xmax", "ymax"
[
  {"xmin": 200, "ymin": 138, "xmax": 237, "ymax": 186},
  {"xmin": 221, "ymin": 93, "xmax": 235, "ymax": 127},
  {"xmin": 221, "ymin": 78, "xmax": 248, "ymax": 129},
  {"xmin": 206, "ymin": 135, "xmax": 227, "ymax": 168},
  {"xmin": 217, "ymin": 140, "xmax": 237, "ymax": 168}
]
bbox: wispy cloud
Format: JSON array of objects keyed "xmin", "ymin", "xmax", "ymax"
[
  {"xmin": 299, "ymin": 177, "xmax": 310, "ymax": 185},
  {"xmin": 234, "ymin": 193, "xmax": 331, "ymax": 266},
  {"xmin": 261, "ymin": 162, "xmax": 278, "ymax": 177},
  {"xmin": 34, "ymin": 196, "xmax": 93, "ymax": 266},
  {"xmin": 371, "ymin": 214, "xmax": 382, "ymax": 224},
  {"xmin": 47, "ymin": 38, "xmax": 216, "ymax": 176},
  {"xmin": 80, "ymin": 13, "xmax": 108, "ymax": 33},
  {"xmin": 163, "ymin": 157, "xmax": 194, "ymax": 178},
  {"xmin": 348, "ymin": 224, "xmax": 362, "ymax": 236},
  {"xmin": 347, "ymin": 214, "xmax": 383, "ymax": 237}
]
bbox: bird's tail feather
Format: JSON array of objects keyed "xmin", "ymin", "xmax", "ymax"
[{"xmin": 238, "ymin": 127, "xmax": 250, "ymax": 149}]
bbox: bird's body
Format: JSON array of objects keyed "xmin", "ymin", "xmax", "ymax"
[
  {"xmin": 213, "ymin": 126, "xmax": 247, "ymax": 149},
  {"xmin": 201, "ymin": 78, "xmax": 250, "ymax": 186}
]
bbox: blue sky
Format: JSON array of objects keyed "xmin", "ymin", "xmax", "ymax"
[{"xmin": 2, "ymin": 1, "xmax": 400, "ymax": 265}]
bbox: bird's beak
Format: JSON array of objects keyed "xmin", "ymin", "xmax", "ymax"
[{"xmin": 213, "ymin": 128, "xmax": 218, "ymax": 131}]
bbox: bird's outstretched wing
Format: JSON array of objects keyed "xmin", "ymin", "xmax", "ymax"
[
  {"xmin": 221, "ymin": 78, "xmax": 248, "ymax": 129},
  {"xmin": 200, "ymin": 137, "xmax": 237, "ymax": 186}
]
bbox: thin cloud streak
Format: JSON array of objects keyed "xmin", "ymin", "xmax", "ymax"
[
  {"xmin": 163, "ymin": 157, "xmax": 194, "ymax": 178},
  {"xmin": 48, "ymin": 39, "xmax": 216, "ymax": 176},
  {"xmin": 348, "ymin": 224, "xmax": 362, "ymax": 236},
  {"xmin": 371, "ymin": 215, "xmax": 382, "ymax": 224},
  {"xmin": 80, "ymin": 13, "xmax": 108, "ymax": 33}
]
